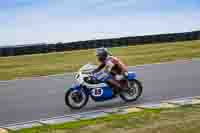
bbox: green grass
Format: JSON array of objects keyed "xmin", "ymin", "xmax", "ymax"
[
  {"xmin": 0, "ymin": 40, "xmax": 200, "ymax": 80},
  {"xmin": 11, "ymin": 104, "xmax": 200, "ymax": 133}
]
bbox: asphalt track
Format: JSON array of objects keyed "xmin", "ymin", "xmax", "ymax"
[{"xmin": 0, "ymin": 60, "xmax": 200, "ymax": 126}]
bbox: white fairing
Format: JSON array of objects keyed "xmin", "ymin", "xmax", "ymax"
[
  {"xmin": 79, "ymin": 63, "xmax": 97, "ymax": 74},
  {"xmin": 75, "ymin": 64, "xmax": 107, "ymax": 88}
]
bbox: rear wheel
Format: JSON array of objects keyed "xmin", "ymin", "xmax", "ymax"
[
  {"xmin": 120, "ymin": 79, "xmax": 143, "ymax": 102},
  {"xmin": 65, "ymin": 88, "xmax": 89, "ymax": 109}
]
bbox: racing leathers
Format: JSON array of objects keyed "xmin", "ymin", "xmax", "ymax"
[{"xmin": 93, "ymin": 55, "xmax": 128, "ymax": 92}]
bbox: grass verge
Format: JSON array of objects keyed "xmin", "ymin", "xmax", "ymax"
[
  {"xmin": 11, "ymin": 104, "xmax": 200, "ymax": 133},
  {"xmin": 0, "ymin": 40, "xmax": 200, "ymax": 80}
]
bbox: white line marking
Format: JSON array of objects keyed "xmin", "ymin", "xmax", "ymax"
[{"xmin": 2, "ymin": 96, "xmax": 199, "ymax": 128}]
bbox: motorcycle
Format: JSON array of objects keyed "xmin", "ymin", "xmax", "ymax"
[{"xmin": 65, "ymin": 63, "xmax": 143, "ymax": 109}]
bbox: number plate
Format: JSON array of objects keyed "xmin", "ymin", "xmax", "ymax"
[{"xmin": 92, "ymin": 88, "xmax": 104, "ymax": 97}]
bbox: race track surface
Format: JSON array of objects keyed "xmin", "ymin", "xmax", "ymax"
[{"xmin": 1, "ymin": 60, "xmax": 200, "ymax": 126}]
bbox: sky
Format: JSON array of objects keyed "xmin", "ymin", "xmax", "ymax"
[{"xmin": 0, "ymin": 0, "xmax": 199, "ymax": 46}]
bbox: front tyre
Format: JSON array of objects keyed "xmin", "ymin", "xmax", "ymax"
[
  {"xmin": 65, "ymin": 88, "xmax": 89, "ymax": 109},
  {"xmin": 120, "ymin": 79, "xmax": 143, "ymax": 102}
]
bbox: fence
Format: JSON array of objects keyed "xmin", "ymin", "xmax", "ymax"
[{"xmin": 0, "ymin": 31, "xmax": 199, "ymax": 57}]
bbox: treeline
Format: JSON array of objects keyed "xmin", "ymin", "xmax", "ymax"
[{"xmin": 0, "ymin": 30, "xmax": 199, "ymax": 57}]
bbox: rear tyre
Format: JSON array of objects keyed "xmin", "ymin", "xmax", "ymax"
[
  {"xmin": 120, "ymin": 79, "xmax": 143, "ymax": 102},
  {"xmin": 65, "ymin": 88, "xmax": 89, "ymax": 109}
]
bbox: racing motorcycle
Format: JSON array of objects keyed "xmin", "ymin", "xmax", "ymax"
[{"xmin": 65, "ymin": 63, "xmax": 143, "ymax": 109}]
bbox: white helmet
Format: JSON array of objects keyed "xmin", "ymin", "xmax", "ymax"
[
  {"xmin": 96, "ymin": 47, "xmax": 109, "ymax": 62},
  {"xmin": 96, "ymin": 47, "xmax": 108, "ymax": 57}
]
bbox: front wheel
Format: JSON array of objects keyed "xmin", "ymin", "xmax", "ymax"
[
  {"xmin": 65, "ymin": 88, "xmax": 89, "ymax": 109},
  {"xmin": 120, "ymin": 79, "xmax": 143, "ymax": 102}
]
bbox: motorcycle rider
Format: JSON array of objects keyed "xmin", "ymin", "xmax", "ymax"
[{"xmin": 92, "ymin": 47, "xmax": 129, "ymax": 93}]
